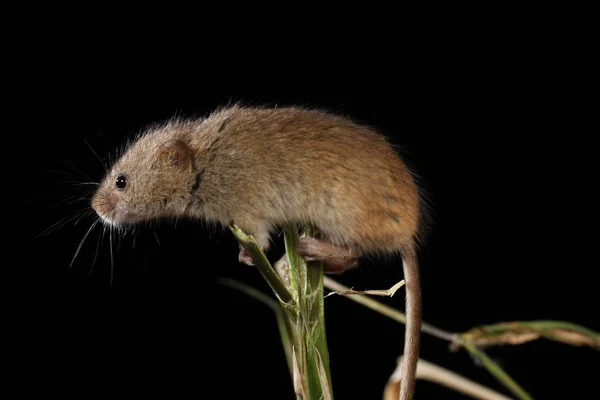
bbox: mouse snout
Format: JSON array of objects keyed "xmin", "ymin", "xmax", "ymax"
[
  {"xmin": 91, "ymin": 190, "xmax": 141, "ymax": 226},
  {"xmin": 91, "ymin": 190, "xmax": 117, "ymax": 221}
]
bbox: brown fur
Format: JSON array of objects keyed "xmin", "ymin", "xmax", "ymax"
[{"xmin": 92, "ymin": 105, "xmax": 425, "ymax": 400}]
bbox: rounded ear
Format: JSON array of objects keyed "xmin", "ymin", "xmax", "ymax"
[{"xmin": 157, "ymin": 139, "xmax": 192, "ymax": 168}]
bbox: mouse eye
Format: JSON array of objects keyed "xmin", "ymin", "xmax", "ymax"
[{"xmin": 115, "ymin": 175, "xmax": 128, "ymax": 190}]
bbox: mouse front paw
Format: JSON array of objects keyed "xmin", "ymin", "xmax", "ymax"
[{"xmin": 238, "ymin": 245, "xmax": 255, "ymax": 266}]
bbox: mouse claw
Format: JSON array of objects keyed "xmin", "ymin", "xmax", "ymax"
[
  {"xmin": 238, "ymin": 246, "xmax": 255, "ymax": 266},
  {"xmin": 274, "ymin": 256, "xmax": 291, "ymax": 285}
]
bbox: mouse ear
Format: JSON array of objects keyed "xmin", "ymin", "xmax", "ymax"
[{"xmin": 157, "ymin": 139, "xmax": 191, "ymax": 168}]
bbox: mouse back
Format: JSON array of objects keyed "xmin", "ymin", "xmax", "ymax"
[{"xmin": 190, "ymin": 106, "xmax": 423, "ymax": 253}]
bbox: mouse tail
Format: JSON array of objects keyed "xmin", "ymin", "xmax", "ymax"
[{"xmin": 399, "ymin": 244, "xmax": 421, "ymax": 400}]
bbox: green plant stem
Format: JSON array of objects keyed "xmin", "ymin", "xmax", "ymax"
[
  {"xmin": 220, "ymin": 276, "xmax": 518, "ymax": 400},
  {"xmin": 217, "ymin": 277, "xmax": 296, "ymax": 376},
  {"xmin": 460, "ymin": 341, "xmax": 533, "ymax": 400},
  {"xmin": 229, "ymin": 226, "xmax": 587, "ymax": 400},
  {"xmin": 229, "ymin": 224, "xmax": 332, "ymax": 399},
  {"xmin": 285, "ymin": 225, "xmax": 333, "ymax": 399},
  {"xmin": 230, "ymin": 225, "xmax": 294, "ymax": 305}
]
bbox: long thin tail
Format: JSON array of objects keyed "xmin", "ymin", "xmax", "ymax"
[{"xmin": 399, "ymin": 245, "xmax": 421, "ymax": 400}]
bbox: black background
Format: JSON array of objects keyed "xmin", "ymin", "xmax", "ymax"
[{"xmin": 15, "ymin": 35, "xmax": 598, "ymax": 399}]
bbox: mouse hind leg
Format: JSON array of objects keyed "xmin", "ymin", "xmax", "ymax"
[
  {"xmin": 296, "ymin": 236, "xmax": 362, "ymax": 274},
  {"xmin": 234, "ymin": 220, "xmax": 361, "ymax": 274}
]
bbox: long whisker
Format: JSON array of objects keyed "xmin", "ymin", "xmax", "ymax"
[
  {"xmin": 84, "ymin": 139, "xmax": 107, "ymax": 171},
  {"xmin": 102, "ymin": 221, "xmax": 108, "ymax": 244},
  {"xmin": 44, "ymin": 167, "xmax": 91, "ymax": 182},
  {"xmin": 57, "ymin": 181, "xmax": 99, "ymax": 186},
  {"xmin": 36, "ymin": 208, "xmax": 89, "ymax": 238},
  {"xmin": 109, "ymin": 227, "xmax": 115, "ymax": 286},
  {"xmin": 69, "ymin": 195, "xmax": 94, "ymax": 206},
  {"xmin": 55, "ymin": 157, "xmax": 94, "ymax": 182},
  {"xmin": 49, "ymin": 195, "xmax": 82, "ymax": 209},
  {"xmin": 70, "ymin": 219, "xmax": 100, "ymax": 268},
  {"xmin": 73, "ymin": 209, "xmax": 95, "ymax": 226},
  {"xmin": 121, "ymin": 224, "xmax": 131, "ymax": 238},
  {"xmin": 89, "ymin": 226, "xmax": 102, "ymax": 276}
]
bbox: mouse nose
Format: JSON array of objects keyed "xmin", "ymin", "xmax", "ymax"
[
  {"xmin": 91, "ymin": 193, "xmax": 101, "ymax": 214},
  {"xmin": 91, "ymin": 190, "xmax": 116, "ymax": 218},
  {"xmin": 91, "ymin": 194, "xmax": 99, "ymax": 213}
]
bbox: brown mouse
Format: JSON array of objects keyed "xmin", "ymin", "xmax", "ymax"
[{"xmin": 91, "ymin": 104, "xmax": 427, "ymax": 400}]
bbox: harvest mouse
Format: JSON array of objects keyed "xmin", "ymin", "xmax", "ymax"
[{"xmin": 91, "ymin": 104, "xmax": 427, "ymax": 400}]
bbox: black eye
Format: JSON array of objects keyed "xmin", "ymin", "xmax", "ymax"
[{"xmin": 115, "ymin": 175, "xmax": 128, "ymax": 190}]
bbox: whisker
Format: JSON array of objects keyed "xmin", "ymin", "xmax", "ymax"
[
  {"xmin": 109, "ymin": 227, "xmax": 115, "ymax": 286},
  {"xmin": 36, "ymin": 209, "xmax": 90, "ymax": 238},
  {"xmin": 89, "ymin": 225, "xmax": 102, "ymax": 276},
  {"xmin": 117, "ymin": 228, "xmax": 124, "ymax": 251},
  {"xmin": 49, "ymin": 195, "xmax": 81, "ymax": 209},
  {"xmin": 70, "ymin": 219, "xmax": 100, "ymax": 268},
  {"xmin": 35, "ymin": 191, "xmax": 71, "ymax": 201},
  {"xmin": 43, "ymin": 167, "xmax": 90, "ymax": 182},
  {"xmin": 69, "ymin": 196, "xmax": 93, "ymax": 206},
  {"xmin": 57, "ymin": 181, "xmax": 99, "ymax": 186},
  {"xmin": 84, "ymin": 139, "xmax": 107, "ymax": 171},
  {"xmin": 73, "ymin": 210, "xmax": 95, "ymax": 226},
  {"xmin": 55, "ymin": 158, "xmax": 95, "ymax": 182}
]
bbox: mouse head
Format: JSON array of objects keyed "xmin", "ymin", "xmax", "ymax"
[{"xmin": 92, "ymin": 132, "xmax": 196, "ymax": 226}]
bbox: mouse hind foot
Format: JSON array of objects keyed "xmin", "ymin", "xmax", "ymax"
[{"xmin": 296, "ymin": 237, "xmax": 361, "ymax": 274}]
